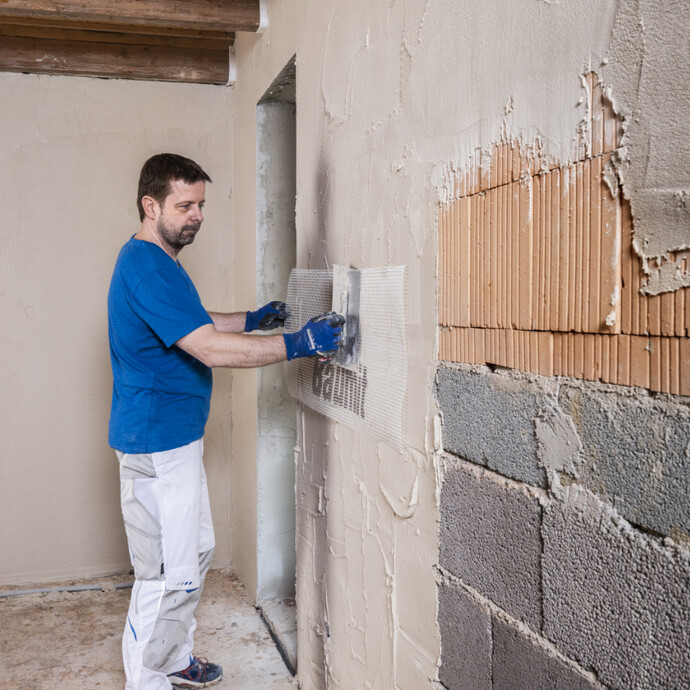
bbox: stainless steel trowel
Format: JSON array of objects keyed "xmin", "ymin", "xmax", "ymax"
[{"xmin": 331, "ymin": 265, "xmax": 361, "ymax": 370}]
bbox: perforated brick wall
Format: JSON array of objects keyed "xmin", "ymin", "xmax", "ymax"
[{"xmin": 438, "ymin": 73, "xmax": 690, "ymax": 394}]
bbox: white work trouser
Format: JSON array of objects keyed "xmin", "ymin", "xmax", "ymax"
[{"xmin": 117, "ymin": 439, "xmax": 215, "ymax": 690}]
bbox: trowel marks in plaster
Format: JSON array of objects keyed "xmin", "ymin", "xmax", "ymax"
[
  {"xmin": 601, "ymin": 0, "xmax": 690, "ymax": 296},
  {"xmin": 438, "ymin": 72, "xmax": 690, "ymax": 396},
  {"xmin": 284, "ymin": 267, "xmax": 407, "ymax": 450}
]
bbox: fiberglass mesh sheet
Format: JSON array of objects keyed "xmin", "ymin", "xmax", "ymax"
[{"xmin": 284, "ymin": 267, "xmax": 407, "ymax": 450}]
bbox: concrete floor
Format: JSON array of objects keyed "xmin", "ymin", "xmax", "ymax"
[
  {"xmin": 258, "ymin": 599, "xmax": 297, "ymax": 676},
  {"xmin": 0, "ymin": 569, "xmax": 295, "ymax": 689}
]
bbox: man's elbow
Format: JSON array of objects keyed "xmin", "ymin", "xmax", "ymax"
[
  {"xmin": 194, "ymin": 349, "xmax": 218, "ymax": 368},
  {"xmin": 176, "ymin": 327, "xmax": 219, "ymax": 368},
  {"xmin": 178, "ymin": 342, "xmax": 215, "ymax": 368}
]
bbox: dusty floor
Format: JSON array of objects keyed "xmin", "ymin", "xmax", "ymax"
[
  {"xmin": 0, "ymin": 569, "xmax": 295, "ymax": 689},
  {"xmin": 257, "ymin": 599, "xmax": 297, "ymax": 676}
]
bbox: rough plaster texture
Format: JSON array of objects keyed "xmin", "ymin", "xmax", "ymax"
[
  {"xmin": 492, "ymin": 618, "xmax": 599, "ymax": 690},
  {"xmin": 438, "ymin": 583, "xmax": 491, "ymax": 690},
  {"xmin": 440, "ymin": 457, "xmax": 543, "ymax": 631},
  {"xmin": 436, "ymin": 367, "xmax": 546, "ymax": 487},
  {"xmin": 543, "ymin": 487, "xmax": 690, "ymax": 690},
  {"xmin": 0, "ymin": 72, "xmax": 234, "ymax": 585},
  {"xmin": 230, "ymin": 0, "xmax": 689, "ymax": 687},
  {"xmin": 559, "ymin": 383, "xmax": 690, "ymax": 539},
  {"xmin": 602, "ymin": 0, "xmax": 690, "ymax": 294}
]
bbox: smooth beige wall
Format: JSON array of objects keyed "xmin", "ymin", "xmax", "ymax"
[{"xmin": 0, "ymin": 72, "xmax": 234, "ymax": 585}]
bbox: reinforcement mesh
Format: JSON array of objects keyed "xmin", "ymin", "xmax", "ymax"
[{"xmin": 284, "ymin": 266, "xmax": 408, "ymax": 450}]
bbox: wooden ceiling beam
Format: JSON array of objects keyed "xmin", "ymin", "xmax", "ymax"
[
  {"xmin": 0, "ymin": 0, "xmax": 259, "ymax": 83},
  {"xmin": 0, "ymin": 16, "xmax": 235, "ymax": 41},
  {"xmin": 0, "ymin": 24, "xmax": 233, "ymax": 52},
  {"xmin": 0, "ymin": 0, "xmax": 261, "ymax": 34},
  {"xmin": 0, "ymin": 32, "xmax": 232, "ymax": 84}
]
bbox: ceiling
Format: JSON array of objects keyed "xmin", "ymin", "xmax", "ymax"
[{"xmin": 0, "ymin": 1, "xmax": 263, "ymax": 84}]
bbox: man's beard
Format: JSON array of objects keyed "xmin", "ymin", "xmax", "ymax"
[{"xmin": 157, "ymin": 216, "xmax": 200, "ymax": 250}]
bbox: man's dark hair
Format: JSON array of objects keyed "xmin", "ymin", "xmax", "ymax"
[{"xmin": 137, "ymin": 153, "xmax": 212, "ymax": 221}]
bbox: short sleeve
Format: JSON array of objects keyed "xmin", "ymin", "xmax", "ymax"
[{"xmin": 129, "ymin": 267, "xmax": 213, "ymax": 347}]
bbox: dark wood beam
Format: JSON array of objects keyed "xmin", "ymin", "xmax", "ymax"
[
  {"xmin": 0, "ymin": 24, "xmax": 232, "ymax": 52},
  {"xmin": 0, "ymin": 31, "xmax": 232, "ymax": 84},
  {"xmin": 0, "ymin": 1, "xmax": 260, "ymax": 83},
  {"xmin": 0, "ymin": 15, "xmax": 235, "ymax": 41},
  {"xmin": 0, "ymin": 0, "xmax": 261, "ymax": 33}
]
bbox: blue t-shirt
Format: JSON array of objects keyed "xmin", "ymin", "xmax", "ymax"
[{"xmin": 108, "ymin": 238, "xmax": 214, "ymax": 453}]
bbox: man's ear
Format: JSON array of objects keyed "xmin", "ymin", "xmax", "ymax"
[{"xmin": 141, "ymin": 195, "xmax": 160, "ymax": 220}]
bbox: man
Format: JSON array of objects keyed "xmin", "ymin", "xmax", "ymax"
[{"xmin": 108, "ymin": 153, "xmax": 343, "ymax": 689}]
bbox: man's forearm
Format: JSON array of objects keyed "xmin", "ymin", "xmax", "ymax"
[
  {"xmin": 176, "ymin": 324, "xmax": 287, "ymax": 368},
  {"xmin": 208, "ymin": 311, "xmax": 247, "ymax": 334}
]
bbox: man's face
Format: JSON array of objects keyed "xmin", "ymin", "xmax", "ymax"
[{"xmin": 155, "ymin": 179, "xmax": 206, "ymax": 252}]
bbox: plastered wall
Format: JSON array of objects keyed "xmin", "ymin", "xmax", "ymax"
[
  {"xmin": 231, "ymin": 1, "xmax": 688, "ymax": 689},
  {"xmin": 233, "ymin": 2, "xmax": 441, "ymax": 686},
  {"xmin": 0, "ymin": 72, "xmax": 234, "ymax": 584},
  {"xmin": 601, "ymin": 0, "xmax": 690, "ymax": 295}
]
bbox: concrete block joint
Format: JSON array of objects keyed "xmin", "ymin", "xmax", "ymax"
[
  {"xmin": 438, "ymin": 450, "xmax": 690, "ymax": 689},
  {"xmin": 436, "ymin": 363, "xmax": 690, "ymax": 540},
  {"xmin": 437, "ymin": 571, "xmax": 603, "ymax": 690},
  {"xmin": 439, "ymin": 457, "xmax": 544, "ymax": 631}
]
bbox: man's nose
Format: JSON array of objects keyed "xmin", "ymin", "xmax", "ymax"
[{"xmin": 191, "ymin": 206, "xmax": 204, "ymax": 222}]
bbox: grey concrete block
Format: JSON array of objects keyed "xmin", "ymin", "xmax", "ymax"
[
  {"xmin": 436, "ymin": 366, "xmax": 546, "ymax": 487},
  {"xmin": 438, "ymin": 583, "xmax": 492, "ymax": 690},
  {"xmin": 543, "ymin": 490, "xmax": 690, "ymax": 690},
  {"xmin": 559, "ymin": 384, "xmax": 690, "ymax": 539},
  {"xmin": 493, "ymin": 618, "xmax": 598, "ymax": 690},
  {"xmin": 440, "ymin": 459, "xmax": 543, "ymax": 630}
]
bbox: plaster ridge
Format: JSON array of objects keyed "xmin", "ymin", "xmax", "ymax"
[
  {"xmin": 440, "ymin": 452, "xmax": 548, "ymax": 503},
  {"xmin": 555, "ymin": 482, "xmax": 690, "ymax": 561},
  {"xmin": 578, "ymin": 70, "xmax": 593, "ymax": 160},
  {"xmin": 433, "ymin": 451, "xmax": 446, "ymax": 509}
]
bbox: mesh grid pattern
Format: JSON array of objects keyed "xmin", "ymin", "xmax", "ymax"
[{"xmin": 284, "ymin": 267, "xmax": 407, "ymax": 450}]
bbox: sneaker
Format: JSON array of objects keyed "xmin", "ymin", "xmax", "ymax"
[{"xmin": 168, "ymin": 656, "xmax": 223, "ymax": 688}]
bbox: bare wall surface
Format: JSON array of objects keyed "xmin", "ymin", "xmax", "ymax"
[
  {"xmin": 0, "ymin": 72, "xmax": 234, "ymax": 584},
  {"xmin": 256, "ymin": 97, "xmax": 298, "ymax": 601}
]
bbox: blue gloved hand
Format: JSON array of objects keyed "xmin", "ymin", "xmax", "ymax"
[
  {"xmin": 245, "ymin": 301, "xmax": 289, "ymax": 332},
  {"xmin": 283, "ymin": 311, "xmax": 346, "ymax": 361}
]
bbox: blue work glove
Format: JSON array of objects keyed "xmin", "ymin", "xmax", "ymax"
[
  {"xmin": 245, "ymin": 301, "xmax": 289, "ymax": 332},
  {"xmin": 283, "ymin": 311, "xmax": 346, "ymax": 361}
]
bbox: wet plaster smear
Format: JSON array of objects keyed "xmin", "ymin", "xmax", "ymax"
[
  {"xmin": 602, "ymin": 0, "xmax": 690, "ymax": 294},
  {"xmin": 233, "ymin": 1, "xmax": 687, "ymax": 687}
]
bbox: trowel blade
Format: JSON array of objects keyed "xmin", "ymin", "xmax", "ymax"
[{"xmin": 332, "ymin": 265, "xmax": 361, "ymax": 370}]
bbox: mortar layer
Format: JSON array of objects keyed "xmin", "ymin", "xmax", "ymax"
[
  {"xmin": 602, "ymin": 0, "xmax": 690, "ymax": 294},
  {"xmin": 437, "ymin": 364, "xmax": 690, "ymax": 541}
]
